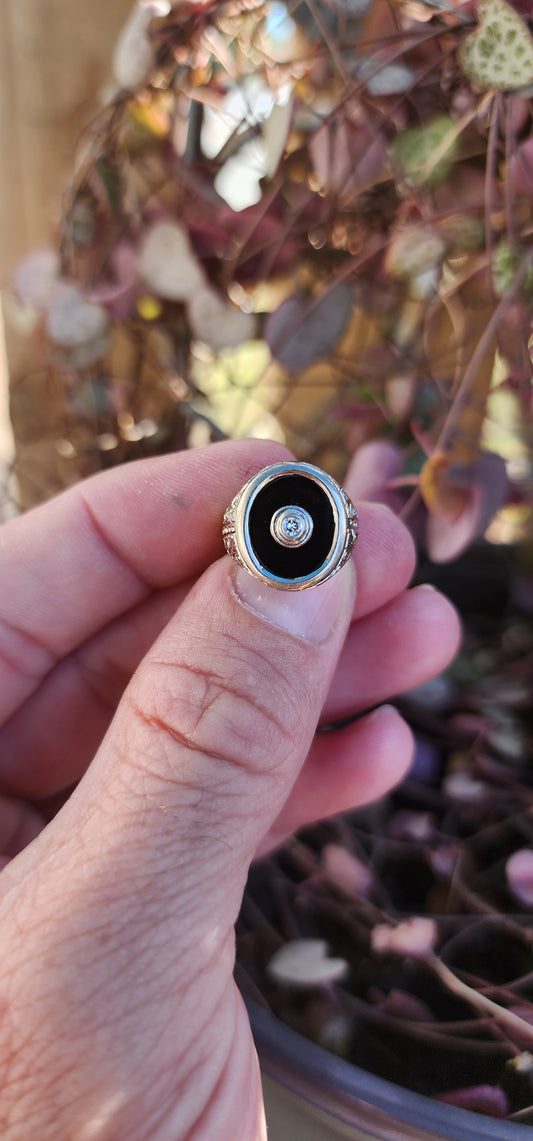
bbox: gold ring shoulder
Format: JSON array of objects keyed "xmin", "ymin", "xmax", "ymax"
[{"xmin": 222, "ymin": 492, "xmax": 247, "ymax": 570}]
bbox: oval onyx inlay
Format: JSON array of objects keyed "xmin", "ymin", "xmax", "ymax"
[{"xmin": 248, "ymin": 474, "xmax": 336, "ymax": 579}]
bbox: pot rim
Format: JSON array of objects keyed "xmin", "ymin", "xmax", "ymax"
[{"xmin": 248, "ymin": 1001, "xmax": 533, "ymax": 1141}]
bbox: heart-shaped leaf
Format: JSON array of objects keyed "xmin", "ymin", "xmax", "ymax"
[
  {"xmin": 392, "ymin": 116, "xmax": 457, "ymax": 188},
  {"xmin": 459, "ymin": 0, "xmax": 533, "ymax": 92},
  {"xmin": 322, "ymin": 844, "xmax": 373, "ymax": 898},
  {"xmin": 264, "ymin": 284, "xmax": 353, "ymax": 372},
  {"xmin": 423, "ymin": 450, "xmax": 508, "ymax": 562},
  {"xmin": 45, "ymin": 283, "xmax": 109, "ymax": 348},
  {"xmin": 187, "ymin": 287, "xmax": 256, "ymax": 351},
  {"xmin": 138, "ymin": 220, "xmax": 206, "ymax": 301},
  {"xmin": 492, "ymin": 241, "xmax": 533, "ymax": 298},
  {"xmin": 45, "ymin": 282, "xmax": 111, "ymax": 368},
  {"xmin": 372, "ymin": 917, "xmax": 437, "ymax": 958},
  {"xmin": 12, "ymin": 249, "xmax": 59, "ymax": 310},
  {"xmin": 437, "ymin": 1085, "xmax": 509, "ymax": 1118},
  {"xmin": 267, "ymin": 939, "xmax": 349, "ymax": 987},
  {"xmin": 506, "ymin": 848, "xmax": 533, "ymax": 907}
]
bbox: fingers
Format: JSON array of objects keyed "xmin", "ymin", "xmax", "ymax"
[
  {"xmin": 0, "ymin": 557, "xmax": 355, "ymax": 1137},
  {"xmin": 0, "ymin": 502, "xmax": 415, "ymax": 797},
  {"xmin": 351, "ymin": 501, "xmax": 415, "ymax": 618},
  {"xmin": 0, "ymin": 438, "xmax": 289, "ymax": 723},
  {"xmin": 0, "ymin": 795, "xmax": 44, "ymax": 857},
  {"xmin": 258, "ymin": 704, "xmax": 414, "ymax": 855},
  {"xmin": 0, "ymin": 583, "xmax": 192, "ymax": 797},
  {"xmin": 323, "ymin": 584, "xmax": 462, "ymax": 723}
]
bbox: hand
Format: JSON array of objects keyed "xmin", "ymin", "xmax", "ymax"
[{"xmin": 0, "ymin": 439, "xmax": 460, "ymax": 1140}]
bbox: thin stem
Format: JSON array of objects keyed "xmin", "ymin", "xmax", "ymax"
[
  {"xmin": 485, "ymin": 91, "xmax": 501, "ymax": 298},
  {"xmin": 437, "ymin": 251, "xmax": 533, "ymax": 455},
  {"xmin": 504, "ymin": 94, "xmax": 518, "ymax": 252},
  {"xmin": 427, "ymin": 952, "xmax": 533, "ymax": 1048}
]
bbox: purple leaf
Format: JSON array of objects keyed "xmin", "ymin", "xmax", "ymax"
[
  {"xmin": 380, "ymin": 989, "xmax": 433, "ymax": 1022},
  {"xmin": 437, "ymin": 1085, "xmax": 509, "ymax": 1118},
  {"xmin": 426, "ymin": 450, "xmax": 508, "ymax": 563},
  {"xmin": 409, "ymin": 736, "xmax": 441, "ymax": 782},
  {"xmin": 309, "ymin": 121, "xmax": 386, "ymax": 197},
  {"xmin": 264, "ymin": 284, "xmax": 352, "ymax": 373},
  {"xmin": 388, "ymin": 811, "xmax": 434, "ymax": 842},
  {"xmin": 322, "ymin": 843, "xmax": 373, "ymax": 897},
  {"xmin": 506, "ymin": 848, "xmax": 533, "ymax": 907},
  {"xmin": 507, "ymin": 1011, "xmax": 533, "ymax": 1049},
  {"xmin": 87, "ymin": 243, "xmax": 140, "ymax": 322},
  {"xmin": 509, "ymin": 135, "xmax": 533, "ymax": 196}
]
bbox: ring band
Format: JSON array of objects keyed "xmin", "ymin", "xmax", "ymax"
[{"xmin": 223, "ymin": 461, "xmax": 358, "ymax": 591}]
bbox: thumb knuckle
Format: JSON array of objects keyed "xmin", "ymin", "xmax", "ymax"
[{"xmin": 124, "ymin": 634, "xmax": 305, "ymax": 783}]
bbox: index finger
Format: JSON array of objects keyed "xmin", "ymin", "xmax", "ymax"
[{"xmin": 0, "ymin": 439, "xmax": 289, "ymax": 723}]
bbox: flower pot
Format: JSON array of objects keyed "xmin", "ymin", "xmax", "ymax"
[{"xmin": 249, "ymin": 1003, "xmax": 533, "ymax": 1141}]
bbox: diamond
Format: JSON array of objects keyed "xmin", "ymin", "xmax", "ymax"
[{"xmin": 270, "ymin": 505, "xmax": 314, "ymax": 548}]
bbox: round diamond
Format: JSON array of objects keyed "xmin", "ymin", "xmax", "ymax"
[{"xmin": 270, "ymin": 505, "xmax": 314, "ymax": 548}]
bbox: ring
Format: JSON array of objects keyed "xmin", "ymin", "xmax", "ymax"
[{"xmin": 223, "ymin": 461, "xmax": 358, "ymax": 591}]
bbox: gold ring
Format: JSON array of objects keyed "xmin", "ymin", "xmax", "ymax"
[{"xmin": 223, "ymin": 461, "xmax": 358, "ymax": 591}]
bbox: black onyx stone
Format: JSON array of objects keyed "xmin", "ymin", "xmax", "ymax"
[{"xmin": 248, "ymin": 474, "xmax": 336, "ymax": 580}]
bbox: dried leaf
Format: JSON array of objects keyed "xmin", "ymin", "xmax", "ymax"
[{"xmin": 420, "ymin": 452, "xmax": 468, "ymax": 522}]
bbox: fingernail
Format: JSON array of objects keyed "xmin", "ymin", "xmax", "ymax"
[
  {"xmin": 233, "ymin": 563, "xmax": 354, "ymax": 644},
  {"xmin": 366, "ymin": 703, "xmax": 398, "ymax": 724}
]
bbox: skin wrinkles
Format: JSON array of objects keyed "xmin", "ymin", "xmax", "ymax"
[
  {"xmin": 0, "ymin": 502, "xmax": 414, "ymax": 802},
  {"xmin": 120, "ymin": 698, "xmax": 283, "ymax": 864},
  {"xmin": 0, "ymin": 616, "xmax": 57, "ymax": 681},
  {"xmin": 1, "ymin": 907, "xmax": 238, "ymax": 1141},
  {"xmin": 79, "ymin": 494, "xmax": 158, "ymax": 595},
  {"xmin": 132, "ymin": 630, "xmax": 311, "ymax": 779}
]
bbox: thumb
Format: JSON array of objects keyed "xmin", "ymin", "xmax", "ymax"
[
  {"xmin": 0, "ymin": 552, "xmax": 355, "ymax": 1139},
  {"xmin": 85, "ymin": 551, "xmax": 355, "ymax": 923}
]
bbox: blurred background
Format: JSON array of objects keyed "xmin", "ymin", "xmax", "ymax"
[{"xmin": 1, "ymin": 0, "xmax": 533, "ymax": 1126}]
